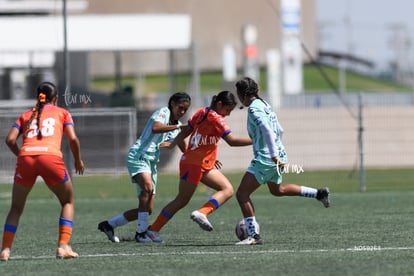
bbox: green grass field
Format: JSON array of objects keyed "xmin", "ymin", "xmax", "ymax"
[
  {"xmin": 91, "ymin": 65, "xmax": 410, "ymax": 94},
  {"xmin": 0, "ymin": 169, "xmax": 413, "ymax": 275}
]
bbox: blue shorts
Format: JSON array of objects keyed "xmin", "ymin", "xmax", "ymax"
[
  {"xmin": 126, "ymin": 154, "xmax": 157, "ymax": 195},
  {"xmin": 247, "ymin": 159, "xmax": 283, "ymax": 185}
]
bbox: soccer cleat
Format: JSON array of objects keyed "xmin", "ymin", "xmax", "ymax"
[
  {"xmin": 146, "ymin": 230, "xmax": 164, "ymax": 243},
  {"xmin": 0, "ymin": 248, "xmax": 10, "ymax": 261},
  {"xmin": 190, "ymin": 210, "xmax": 213, "ymax": 231},
  {"xmin": 135, "ymin": 231, "xmax": 152, "ymax": 243},
  {"xmin": 316, "ymin": 187, "xmax": 330, "ymax": 208},
  {"xmin": 236, "ymin": 234, "xmax": 264, "ymax": 245},
  {"xmin": 56, "ymin": 245, "xmax": 79, "ymax": 259},
  {"xmin": 98, "ymin": 221, "xmax": 119, "ymax": 242}
]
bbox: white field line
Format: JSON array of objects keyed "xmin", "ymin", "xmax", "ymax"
[{"xmin": 9, "ymin": 246, "xmax": 414, "ymax": 260}]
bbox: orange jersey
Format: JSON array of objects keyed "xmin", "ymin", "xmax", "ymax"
[
  {"xmin": 180, "ymin": 107, "xmax": 232, "ymax": 170},
  {"xmin": 13, "ymin": 104, "xmax": 74, "ymax": 158}
]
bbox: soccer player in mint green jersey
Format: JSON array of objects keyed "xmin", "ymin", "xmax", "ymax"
[
  {"xmin": 234, "ymin": 77, "xmax": 330, "ymax": 245},
  {"xmin": 98, "ymin": 92, "xmax": 191, "ymax": 243}
]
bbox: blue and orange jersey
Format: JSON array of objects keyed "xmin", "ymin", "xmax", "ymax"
[
  {"xmin": 13, "ymin": 104, "xmax": 74, "ymax": 158},
  {"xmin": 180, "ymin": 107, "xmax": 232, "ymax": 170}
]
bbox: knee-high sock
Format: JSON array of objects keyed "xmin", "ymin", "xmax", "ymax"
[
  {"xmin": 198, "ymin": 198, "xmax": 220, "ymax": 215},
  {"xmin": 138, "ymin": 212, "xmax": 149, "ymax": 233},
  {"xmin": 58, "ymin": 217, "xmax": 73, "ymax": 246},
  {"xmin": 1, "ymin": 224, "xmax": 16, "ymax": 250},
  {"xmin": 148, "ymin": 209, "xmax": 172, "ymax": 232}
]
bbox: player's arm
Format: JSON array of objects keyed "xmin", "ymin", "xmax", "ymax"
[
  {"xmin": 152, "ymin": 121, "xmax": 184, "ymax": 133},
  {"xmin": 176, "ymin": 137, "xmax": 187, "ymax": 153},
  {"xmin": 250, "ymin": 108, "xmax": 284, "ymax": 166},
  {"xmin": 166, "ymin": 125, "xmax": 192, "ymax": 150},
  {"xmin": 162, "ymin": 139, "xmax": 187, "ymax": 152},
  {"xmin": 64, "ymin": 125, "xmax": 85, "ymax": 175},
  {"xmin": 261, "ymin": 123, "xmax": 284, "ymax": 166},
  {"xmin": 5, "ymin": 126, "xmax": 21, "ymax": 157},
  {"xmin": 223, "ymin": 132, "xmax": 252, "ymax": 147}
]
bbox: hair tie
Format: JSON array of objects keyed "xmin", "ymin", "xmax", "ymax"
[{"xmin": 38, "ymin": 93, "xmax": 46, "ymax": 103}]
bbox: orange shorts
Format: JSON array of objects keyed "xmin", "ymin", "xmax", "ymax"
[
  {"xmin": 14, "ymin": 155, "xmax": 70, "ymax": 187},
  {"xmin": 179, "ymin": 163, "xmax": 208, "ymax": 185}
]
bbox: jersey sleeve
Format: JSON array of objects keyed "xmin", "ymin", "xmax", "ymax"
[
  {"xmin": 187, "ymin": 108, "xmax": 206, "ymax": 129},
  {"xmin": 249, "ymin": 105, "xmax": 279, "ymax": 158},
  {"xmin": 215, "ymin": 115, "xmax": 232, "ymax": 138},
  {"xmin": 13, "ymin": 116, "xmax": 24, "ymax": 133},
  {"xmin": 13, "ymin": 110, "xmax": 33, "ymax": 134},
  {"xmin": 152, "ymin": 107, "xmax": 170, "ymax": 125},
  {"xmin": 63, "ymin": 109, "xmax": 74, "ymax": 127}
]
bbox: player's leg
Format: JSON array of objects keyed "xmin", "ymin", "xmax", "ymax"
[
  {"xmin": 235, "ymin": 171, "xmax": 263, "ymax": 245},
  {"xmin": 134, "ymin": 171, "xmax": 156, "ymax": 242},
  {"xmin": 41, "ymin": 155, "xmax": 78, "ymax": 259},
  {"xmin": 1, "ymin": 183, "xmax": 33, "ymax": 261},
  {"xmin": 190, "ymin": 169, "xmax": 234, "ymax": 231},
  {"xmin": 148, "ymin": 163, "xmax": 198, "ymax": 241},
  {"xmin": 48, "ymin": 179, "xmax": 78, "ymax": 259},
  {"xmin": 1, "ymin": 156, "xmax": 36, "ymax": 261},
  {"xmin": 149, "ymin": 179, "xmax": 197, "ymax": 233},
  {"xmin": 267, "ymin": 183, "xmax": 330, "ymax": 207},
  {"xmin": 236, "ymin": 172, "xmax": 260, "ymax": 217}
]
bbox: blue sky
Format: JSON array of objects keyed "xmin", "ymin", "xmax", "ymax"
[{"xmin": 316, "ymin": 0, "xmax": 414, "ymax": 71}]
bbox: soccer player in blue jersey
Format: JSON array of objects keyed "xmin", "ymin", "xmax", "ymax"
[
  {"xmin": 98, "ymin": 92, "xmax": 191, "ymax": 243},
  {"xmin": 234, "ymin": 77, "xmax": 330, "ymax": 245}
]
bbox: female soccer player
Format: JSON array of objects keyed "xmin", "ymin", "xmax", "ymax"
[
  {"xmin": 234, "ymin": 77, "xmax": 330, "ymax": 245},
  {"xmin": 146, "ymin": 91, "xmax": 252, "ymax": 242},
  {"xmin": 98, "ymin": 92, "xmax": 191, "ymax": 243},
  {"xmin": 0, "ymin": 82, "xmax": 84, "ymax": 261}
]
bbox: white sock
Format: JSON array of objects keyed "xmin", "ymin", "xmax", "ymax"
[
  {"xmin": 108, "ymin": 214, "xmax": 129, "ymax": 228},
  {"xmin": 300, "ymin": 186, "xmax": 317, "ymax": 198},
  {"xmin": 244, "ymin": 216, "xmax": 259, "ymax": 236},
  {"xmin": 138, "ymin": 212, "xmax": 149, "ymax": 234}
]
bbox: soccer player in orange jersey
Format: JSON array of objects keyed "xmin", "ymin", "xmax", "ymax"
[
  {"xmin": 147, "ymin": 91, "xmax": 252, "ymax": 242},
  {"xmin": 0, "ymin": 82, "xmax": 84, "ymax": 261}
]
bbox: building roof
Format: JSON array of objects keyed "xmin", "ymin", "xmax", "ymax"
[{"xmin": 0, "ymin": 14, "xmax": 191, "ymax": 52}]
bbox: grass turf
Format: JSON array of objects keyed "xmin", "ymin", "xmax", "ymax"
[{"xmin": 0, "ymin": 170, "xmax": 413, "ymax": 275}]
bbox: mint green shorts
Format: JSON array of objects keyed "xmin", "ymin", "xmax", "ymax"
[
  {"xmin": 126, "ymin": 155, "xmax": 157, "ymax": 195},
  {"xmin": 247, "ymin": 159, "xmax": 283, "ymax": 185}
]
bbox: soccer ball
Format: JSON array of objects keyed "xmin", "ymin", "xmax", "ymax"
[{"xmin": 235, "ymin": 219, "xmax": 260, "ymax": 241}]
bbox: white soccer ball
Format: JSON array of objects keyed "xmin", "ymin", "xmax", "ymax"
[{"xmin": 235, "ymin": 219, "xmax": 260, "ymax": 241}]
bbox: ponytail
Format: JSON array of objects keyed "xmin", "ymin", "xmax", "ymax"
[{"xmin": 25, "ymin": 82, "xmax": 58, "ymax": 140}]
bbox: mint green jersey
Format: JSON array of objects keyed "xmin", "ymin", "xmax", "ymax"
[
  {"xmin": 128, "ymin": 107, "xmax": 180, "ymax": 162},
  {"xmin": 247, "ymin": 98, "xmax": 287, "ymax": 165}
]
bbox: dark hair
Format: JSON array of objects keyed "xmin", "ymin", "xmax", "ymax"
[
  {"xmin": 168, "ymin": 92, "xmax": 191, "ymax": 110},
  {"xmin": 235, "ymin": 77, "xmax": 259, "ymax": 98},
  {"xmin": 26, "ymin": 81, "xmax": 58, "ymax": 140},
  {"xmin": 235, "ymin": 77, "xmax": 267, "ymax": 106},
  {"xmin": 168, "ymin": 92, "xmax": 191, "ymax": 124},
  {"xmin": 197, "ymin": 91, "xmax": 236, "ymax": 124},
  {"xmin": 210, "ymin": 90, "xmax": 237, "ymax": 109}
]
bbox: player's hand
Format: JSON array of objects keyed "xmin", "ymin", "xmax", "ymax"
[
  {"xmin": 214, "ymin": 160, "xmax": 223, "ymax": 170},
  {"xmin": 272, "ymin": 157, "xmax": 286, "ymax": 169},
  {"xmin": 75, "ymin": 160, "xmax": 85, "ymax": 175},
  {"xmin": 160, "ymin": 141, "xmax": 173, "ymax": 148}
]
